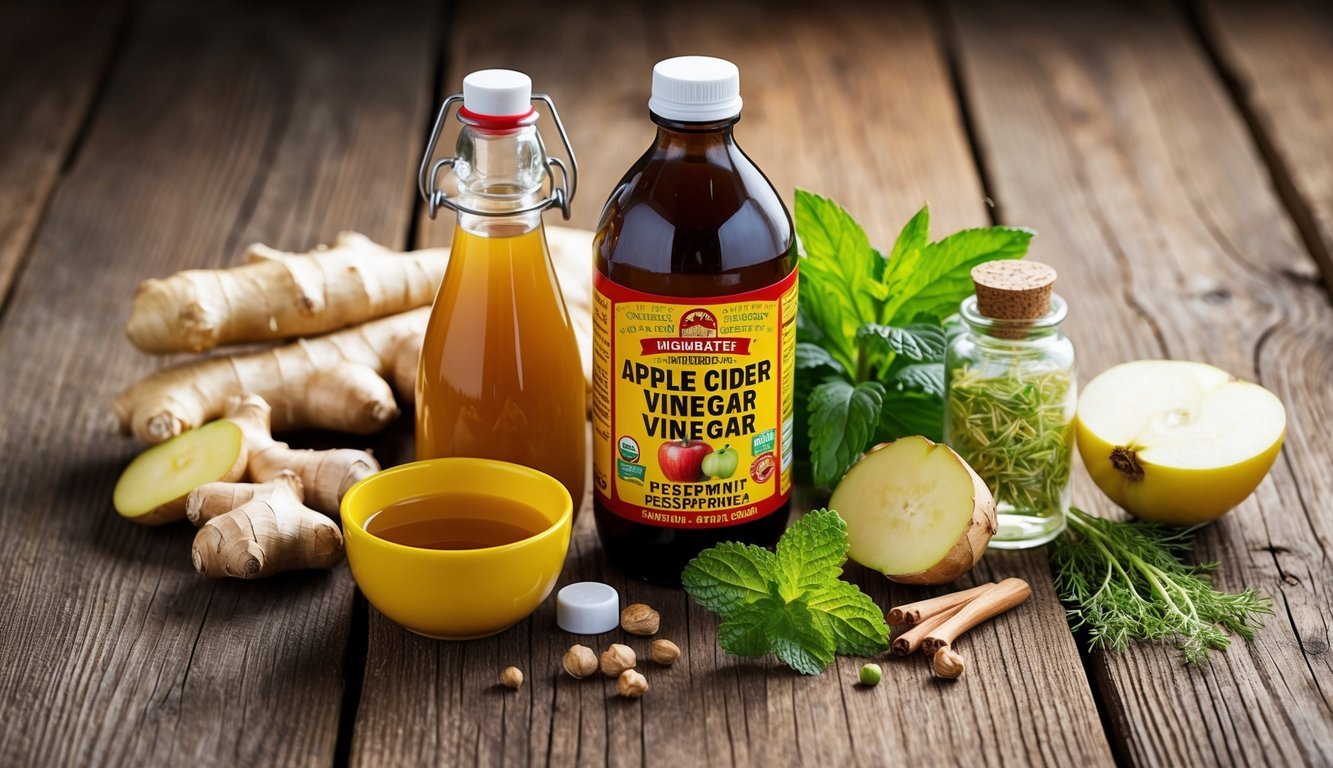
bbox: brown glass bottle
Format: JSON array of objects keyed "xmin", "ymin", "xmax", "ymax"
[{"xmin": 592, "ymin": 61, "xmax": 796, "ymax": 585}]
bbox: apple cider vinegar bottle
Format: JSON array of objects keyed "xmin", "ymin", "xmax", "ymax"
[
  {"xmin": 591, "ymin": 57, "xmax": 797, "ymax": 585},
  {"xmin": 416, "ymin": 70, "xmax": 585, "ymax": 507}
]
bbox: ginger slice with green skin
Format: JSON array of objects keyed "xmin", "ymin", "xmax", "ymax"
[{"xmin": 112, "ymin": 420, "xmax": 247, "ymax": 525}]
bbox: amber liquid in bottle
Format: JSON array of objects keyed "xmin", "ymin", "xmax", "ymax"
[
  {"xmin": 593, "ymin": 115, "xmax": 795, "ymax": 585},
  {"xmin": 417, "ymin": 115, "xmax": 586, "ymax": 508}
]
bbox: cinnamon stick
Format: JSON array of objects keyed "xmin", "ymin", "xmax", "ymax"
[
  {"xmin": 887, "ymin": 583, "xmax": 995, "ymax": 626},
  {"xmin": 891, "ymin": 602, "xmax": 966, "ymax": 656},
  {"xmin": 922, "ymin": 577, "xmax": 1031, "ymax": 654}
]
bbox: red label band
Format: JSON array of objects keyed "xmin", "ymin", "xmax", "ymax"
[
  {"xmin": 597, "ymin": 490, "xmax": 791, "ymax": 530},
  {"xmin": 639, "ymin": 337, "xmax": 752, "ymax": 355}
]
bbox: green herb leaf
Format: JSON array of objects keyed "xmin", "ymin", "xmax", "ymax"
[
  {"xmin": 883, "ymin": 225, "xmax": 1035, "ymax": 325},
  {"xmin": 876, "ymin": 389, "xmax": 944, "ymax": 443},
  {"xmin": 684, "ymin": 509, "xmax": 889, "ymax": 675},
  {"xmin": 1052, "ymin": 508, "xmax": 1273, "ymax": 665},
  {"xmin": 775, "ymin": 508, "xmax": 848, "ymax": 598},
  {"xmin": 806, "ymin": 580, "xmax": 892, "ymax": 656},
  {"xmin": 809, "ymin": 380, "xmax": 884, "ymax": 488},
  {"xmin": 768, "ymin": 598, "xmax": 838, "ymax": 675},
  {"xmin": 795, "ymin": 342, "xmax": 849, "ymax": 377},
  {"xmin": 795, "ymin": 189, "xmax": 883, "ymax": 373},
  {"xmin": 680, "ymin": 541, "xmax": 777, "ymax": 615},
  {"xmin": 890, "ymin": 363, "xmax": 946, "ymax": 398},
  {"xmin": 857, "ymin": 322, "xmax": 947, "ymax": 363},
  {"xmin": 888, "ymin": 205, "xmax": 930, "ymax": 266}
]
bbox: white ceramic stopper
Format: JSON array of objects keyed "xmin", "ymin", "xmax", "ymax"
[
  {"xmin": 462, "ymin": 69, "xmax": 532, "ymax": 117},
  {"xmin": 556, "ymin": 582, "xmax": 620, "ymax": 634}
]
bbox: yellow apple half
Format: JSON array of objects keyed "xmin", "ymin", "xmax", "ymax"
[{"xmin": 1075, "ymin": 360, "xmax": 1285, "ymax": 525}]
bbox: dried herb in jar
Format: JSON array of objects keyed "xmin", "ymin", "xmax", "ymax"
[{"xmin": 947, "ymin": 366, "xmax": 1074, "ymax": 516}]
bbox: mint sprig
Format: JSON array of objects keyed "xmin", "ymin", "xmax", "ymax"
[
  {"xmin": 682, "ymin": 509, "xmax": 889, "ymax": 675},
  {"xmin": 794, "ymin": 190, "xmax": 1035, "ymax": 487}
]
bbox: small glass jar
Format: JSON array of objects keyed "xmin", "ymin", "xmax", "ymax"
[{"xmin": 944, "ymin": 294, "xmax": 1076, "ymax": 548}]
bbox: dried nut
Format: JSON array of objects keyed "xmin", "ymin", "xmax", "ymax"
[
  {"xmin": 600, "ymin": 643, "xmax": 636, "ymax": 677},
  {"xmin": 500, "ymin": 666, "xmax": 524, "ymax": 690},
  {"xmin": 650, "ymin": 639, "xmax": 681, "ymax": 666},
  {"xmin": 563, "ymin": 644, "xmax": 598, "ymax": 679},
  {"xmin": 933, "ymin": 647, "xmax": 965, "ymax": 679},
  {"xmin": 620, "ymin": 603, "xmax": 660, "ymax": 635},
  {"xmin": 617, "ymin": 669, "xmax": 649, "ymax": 698}
]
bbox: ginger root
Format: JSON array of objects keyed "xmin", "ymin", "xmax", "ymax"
[
  {"xmin": 187, "ymin": 470, "xmax": 302, "ymax": 524},
  {"xmin": 114, "ymin": 227, "xmax": 598, "ymax": 443},
  {"xmin": 114, "ymin": 308, "xmax": 428, "ymax": 444},
  {"xmin": 223, "ymin": 394, "xmax": 378, "ymax": 515},
  {"xmin": 127, "ymin": 232, "xmax": 446, "ymax": 354},
  {"xmin": 190, "ymin": 470, "xmax": 343, "ymax": 578}
]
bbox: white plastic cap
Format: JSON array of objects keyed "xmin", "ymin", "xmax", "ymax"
[
  {"xmin": 649, "ymin": 56, "xmax": 743, "ymax": 122},
  {"xmin": 556, "ymin": 582, "xmax": 620, "ymax": 635},
  {"xmin": 462, "ymin": 69, "xmax": 532, "ymax": 117}
]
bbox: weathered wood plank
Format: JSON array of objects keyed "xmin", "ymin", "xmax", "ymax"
[
  {"xmin": 0, "ymin": 0, "xmax": 124, "ymax": 305},
  {"xmin": 352, "ymin": 1, "xmax": 1114, "ymax": 766},
  {"xmin": 0, "ymin": 1, "xmax": 436, "ymax": 765},
  {"xmin": 1194, "ymin": 0, "xmax": 1333, "ymax": 297},
  {"xmin": 950, "ymin": 0, "xmax": 1333, "ymax": 764}
]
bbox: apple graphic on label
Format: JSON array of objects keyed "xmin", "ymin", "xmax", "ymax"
[
  {"xmin": 658, "ymin": 440, "xmax": 713, "ymax": 483},
  {"xmin": 701, "ymin": 445, "xmax": 739, "ymax": 479}
]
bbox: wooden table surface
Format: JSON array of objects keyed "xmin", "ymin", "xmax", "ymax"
[{"xmin": 2, "ymin": 0, "xmax": 1331, "ymax": 765}]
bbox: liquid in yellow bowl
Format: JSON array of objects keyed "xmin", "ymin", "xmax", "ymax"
[{"xmin": 340, "ymin": 458, "xmax": 573, "ymax": 640}]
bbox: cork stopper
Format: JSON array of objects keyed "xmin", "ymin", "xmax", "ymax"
[{"xmin": 971, "ymin": 260, "xmax": 1057, "ymax": 320}]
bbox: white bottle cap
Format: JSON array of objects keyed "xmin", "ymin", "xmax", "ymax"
[
  {"xmin": 462, "ymin": 69, "xmax": 532, "ymax": 117},
  {"xmin": 556, "ymin": 581, "xmax": 620, "ymax": 634},
  {"xmin": 649, "ymin": 56, "xmax": 743, "ymax": 122}
]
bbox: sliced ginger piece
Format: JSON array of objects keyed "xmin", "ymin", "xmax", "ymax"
[
  {"xmin": 830, "ymin": 436, "xmax": 996, "ymax": 585},
  {"xmin": 112, "ymin": 420, "xmax": 247, "ymax": 525}
]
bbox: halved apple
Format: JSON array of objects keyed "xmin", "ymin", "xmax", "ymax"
[{"xmin": 1075, "ymin": 360, "xmax": 1285, "ymax": 525}]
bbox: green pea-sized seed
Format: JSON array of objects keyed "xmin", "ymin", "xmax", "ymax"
[{"xmin": 859, "ymin": 663, "xmax": 882, "ymax": 686}]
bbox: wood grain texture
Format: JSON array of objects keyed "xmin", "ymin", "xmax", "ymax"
[
  {"xmin": 950, "ymin": 0, "xmax": 1333, "ymax": 764},
  {"xmin": 352, "ymin": 1, "xmax": 1114, "ymax": 766},
  {"xmin": 0, "ymin": 1, "xmax": 435, "ymax": 765},
  {"xmin": 0, "ymin": 0, "xmax": 123, "ymax": 306},
  {"xmin": 1194, "ymin": 0, "xmax": 1333, "ymax": 297}
]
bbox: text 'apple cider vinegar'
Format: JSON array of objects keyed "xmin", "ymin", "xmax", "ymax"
[
  {"xmin": 416, "ymin": 70, "xmax": 586, "ymax": 507},
  {"xmin": 592, "ymin": 57, "xmax": 797, "ymax": 584}
]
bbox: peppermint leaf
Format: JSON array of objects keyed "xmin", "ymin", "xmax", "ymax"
[
  {"xmin": 890, "ymin": 363, "xmax": 946, "ymax": 398},
  {"xmin": 806, "ymin": 581, "xmax": 891, "ymax": 656},
  {"xmin": 769, "ymin": 598, "xmax": 837, "ymax": 675},
  {"xmin": 884, "ymin": 225, "xmax": 1034, "ymax": 325},
  {"xmin": 717, "ymin": 595, "xmax": 784, "ymax": 658},
  {"xmin": 775, "ymin": 508, "xmax": 848, "ymax": 599},
  {"xmin": 857, "ymin": 322, "xmax": 947, "ymax": 363},
  {"xmin": 809, "ymin": 380, "xmax": 883, "ymax": 488},
  {"xmin": 681, "ymin": 542, "xmax": 777, "ymax": 614},
  {"xmin": 877, "ymin": 389, "xmax": 945, "ymax": 443},
  {"xmin": 795, "ymin": 189, "xmax": 883, "ymax": 373}
]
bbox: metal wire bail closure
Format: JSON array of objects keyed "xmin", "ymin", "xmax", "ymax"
[{"xmin": 417, "ymin": 94, "xmax": 578, "ymax": 221}]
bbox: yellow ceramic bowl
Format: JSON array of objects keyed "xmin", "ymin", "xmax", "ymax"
[{"xmin": 340, "ymin": 458, "xmax": 572, "ymax": 640}]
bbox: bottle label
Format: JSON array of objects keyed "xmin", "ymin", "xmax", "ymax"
[{"xmin": 592, "ymin": 269, "xmax": 797, "ymax": 529}]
